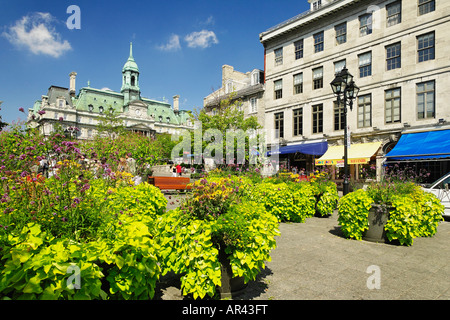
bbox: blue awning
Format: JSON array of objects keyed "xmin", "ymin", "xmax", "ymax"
[
  {"xmin": 268, "ymin": 141, "xmax": 328, "ymax": 156},
  {"xmin": 385, "ymin": 129, "xmax": 450, "ymax": 161}
]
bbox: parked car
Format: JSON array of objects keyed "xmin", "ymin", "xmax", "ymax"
[{"xmin": 422, "ymin": 172, "xmax": 450, "ymax": 218}]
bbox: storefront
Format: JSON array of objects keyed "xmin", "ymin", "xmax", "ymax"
[
  {"xmin": 385, "ymin": 129, "xmax": 450, "ymax": 183},
  {"xmin": 315, "ymin": 142, "xmax": 382, "ymax": 181},
  {"xmin": 268, "ymin": 141, "xmax": 328, "ymax": 173}
]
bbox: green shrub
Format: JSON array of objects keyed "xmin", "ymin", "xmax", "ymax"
[
  {"xmin": 155, "ymin": 177, "xmax": 279, "ymax": 300},
  {"xmin": 251, "ymin": 181, "xmax": 316, "ymax": 223},
  {"xmin": 337, "ymin": 189, "xmax": 373, "ymax": 240},
  {"xmin": 338, "ymin": 185, "xmax": 444, "ymax": 246}
]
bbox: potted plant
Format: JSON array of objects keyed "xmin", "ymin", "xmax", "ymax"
[
  {"xmin": 155, "ymin": 177, "xmax": 279, "ymax": 299},
  {"xmin": 338, "ymin": 182, "xmax": 444, "ymax": 246}
]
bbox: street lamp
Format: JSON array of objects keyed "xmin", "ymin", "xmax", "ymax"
[{"xmin": 330, "ymin": 68, "xmax": 360, "ymax": 196}]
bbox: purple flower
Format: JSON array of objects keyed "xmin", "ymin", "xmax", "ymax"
[
  {"xmin": 59, "ymin": 117, "xmax": 63, "ymax": 122},
  {"xmin": 38, "ymin": 110, "xmax": 46, "ymax": 115},
  {"xmin": 19, "ymin": 107, "xmax": 24, "ymax": 113}
]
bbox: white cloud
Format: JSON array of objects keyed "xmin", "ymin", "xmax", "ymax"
[
  {"xmin": 157, "ymin": 34, "xmax": 181, "ymax": 52},
  {"xmin": 184, "ymin": 30, "xmax": 218, "ymax": 49},
  {"xmin": 2, "ymin": 12, "xmax": 71, "ymax": 58}
]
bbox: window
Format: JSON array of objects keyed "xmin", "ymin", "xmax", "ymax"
[
  {"xmin": 334, "ymin": 60, "xmax": 346, "ymax": 75},
  {"xmin": 358, "ymin": 94, "xmax": 372, "ymax": 128},
  {"xmin": 226, "ymin": 81, "xmax": 234, "ymax": 94},
  {"xmin": 335, "ymin": 23, "xmax": 347, "ymax": 45},
  {"xmin": 131, "ymin": 76, "xmax": 136, "ymax": 86},
  {"xmin": 274, "ymin": 112, "xmax": 284, "ymax": 139},
  {"xmin": 313, "ymin": 67, "xmax": 323, "ymax": 90},
  {"xmin": 99, "ymin": 106, "xmax": 104, "ymax": 114},
  {"xmin": 293, "ymin": 108, "xmax": 303, "ymax": 137},
  {"xmin": 54, "ymin": 112, "xmax": 58, "ymax": 120},
  {"xmin": 418, "ymin": 32, "xmax": 435, "ymax": 62},
  {"xmin": 294, "ymin": 40, "xmax": 304, "ymax": 60},
  {"xmin": 250, "ymin": 97, "xmax": 257, "ymax": 113},
  {"xmin": 274, "ymin": 80, "xmax": 283, "ymax": 99},
  {"xmin": 274, "ymin": 48, "xmax": 283, "ymax": 66},
  {"xmin": 418, "ymin": 0, "xmax": 435, "ymax": 15},
  {"xmin": 312, "ymin": 104, "xmax": 323, "ymax": 134},
  {"xmin": 314, "ymin": 31, "xmax": 324, "ymax": 53},
  {"xmin": 359, "ymin": 14, "xmax": 373, "ymax": 36},
  {"xmin": 251, "ymin": 72, "xmax": 260, "ymax": 85},
  {"xmin": 293, "ymin": 73, "xmax": 303, "ymax": 94},
  {"xmin": 88, "ymin": 104, "xmax": 93, "ymax": 112},
  {"xmin": 417, "ymin": 80, "xmax": 435, "ymax": 119},
  {"xmin": 387, "ymin": 1, "xmax": 402, "ymax": 27},
  {"xmin": 312, "ymin": 0, "xmax": 322, "ymax": 11},
  {"xmin": 385, "ymin": 88, "xmax": 401, "ymax": 124},
  {"xmin": 359, "ymin": 52, "xmax": 372, "ymax": 78},
  {"xmin": 58, "ymin": 99, "xmax": 65, "ymax": 108},
  {"xmin": 334, "ymin": 101, "xmax": 345, "ymax": 131},
  {"xmin": 386, "ymin": 42, "xmax": 401, "ymax": 70}
]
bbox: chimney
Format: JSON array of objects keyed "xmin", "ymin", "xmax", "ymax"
[
  {"xmin": 173, "ymin": 95, "xmax": 180, "ymax": 113},
  {"xmin": 69, "ymin": 72, "xmax": 77, "ymax": 97}
]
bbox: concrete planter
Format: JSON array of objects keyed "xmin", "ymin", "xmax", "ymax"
[
  {"xmin": 216, "ymin": 247, "xmax": 247, "ymax": 299},
  {"xmin": 363, "ymin": 204, "xmax": 393, "ymax": 243}
]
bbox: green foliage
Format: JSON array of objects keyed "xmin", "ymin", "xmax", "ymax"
[
  {"xmin": 155, "ymin": 177, "xmax": 279, "ymax": 300},
  {"xmin": 337, "ymin": 189, "xmax": 373, "ymax": 240},
  {"xmin": 312, "ymin": 181, "xmax": 339, "ymax": 217},
  {"xmin": 251, "ymin": 181, "xmax": 316, "ymax": 223},
  {"xmin": 385, "ymin": 188, "xmax": 444, "ymax": 246},
  {"xmin": 338, "ymin": 185, "xmax": 444, "ymax": 245},
  {"xmin": 223, "ymin": 202, "xmax": 279, "ymax": 283}
]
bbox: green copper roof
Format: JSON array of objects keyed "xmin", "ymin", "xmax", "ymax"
[{"xmin": 122, "ymin": 42, "xmax": 139, "ymax": 73}]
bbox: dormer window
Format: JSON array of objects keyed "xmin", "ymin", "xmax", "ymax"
[
  {"xmin": 251, "ymin": 71, "xmax": 260, "ymax": 86},
  {"xmin": 58, "ymin": 99, "xmax": 65, "ymax": 108},
  {"xmin": 225, "ymin": 81, "xmax": 234, "ymax": 94},
  {"xmin": 99, "ymin": 106, "xmax": 104, "ymax": 114},
  {"xmin": 88, "ymin": 104, "xmax": 94, "ymax": 112},
  {"xmin": 312, "ymin": 0, "xmax": 322, "ymax": 11}
]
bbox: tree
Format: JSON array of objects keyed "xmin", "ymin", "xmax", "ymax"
[
  {"xmin": 96, "ymin": 107, "xmax": 125, "ymax": 139},
  {"xmin": 0, "ymin": 101, "xmax": 8, "ymax": 132},
  {"xmin": 191, "ymin": 92, "xmax": 262, "ymax": 166}
]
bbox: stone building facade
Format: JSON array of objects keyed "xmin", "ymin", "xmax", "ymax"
[
  {"xmin": 203, "ymin": 65, "xmax": 265, "ymax": 127},
  {"xmin": 27, "ymin": 43, "xmax": 193, "ymax": 140},
  {"xmin": 259, "ymin": 0, "xmax": 450, "ymax": 180}
]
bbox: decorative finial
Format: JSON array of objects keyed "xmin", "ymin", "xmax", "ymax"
[{"xmin": 129, "ymin": 42, "xmax": 133, "ymax": 59}]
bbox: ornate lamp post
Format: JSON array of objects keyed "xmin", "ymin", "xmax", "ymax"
[{"xmin": 330, "ymin": 68, "xmax": 360, "ymax": 196}]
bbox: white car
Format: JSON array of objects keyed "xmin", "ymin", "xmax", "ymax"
[{"xmin": 423, "ymin": 172, "xmax": 450, "ymax": 219}]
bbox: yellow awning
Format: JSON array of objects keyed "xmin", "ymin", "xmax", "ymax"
[{"xmin": 315, "ymin": 142, "xmax": 382, "ymax": 166}]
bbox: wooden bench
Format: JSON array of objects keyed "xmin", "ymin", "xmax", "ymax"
[{"xmin": 148, "ymin": 176, "xmax": 192, "ymax": 191}]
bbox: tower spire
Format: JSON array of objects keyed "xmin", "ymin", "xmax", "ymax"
[{"xmin": 129, "ymin": 42, "xmax": 133, "ymax": 59}]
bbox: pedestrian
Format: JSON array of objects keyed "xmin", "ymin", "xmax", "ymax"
[
  {"xmin": 38, "ymin": 156, "xmax": 49, "ymax": 178},
  {"xmin": 176, "ymin": 164, "xmax": 182, "ymax": 177},
  {"xmin": 171, "ymin": 164, "xmax": 177, "ymax": 177},
  {"xmin": 126, "ymin": 153, "xmax": 136, "ymax": 175}
]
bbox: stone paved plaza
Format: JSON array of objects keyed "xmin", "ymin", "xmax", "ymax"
[{"xmin": 160, "ymin": 194, "xmax": 450, "ymax": 300}]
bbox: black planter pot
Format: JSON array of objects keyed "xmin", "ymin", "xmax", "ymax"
[
  {"xmin": 216, "ymin": 247, "xmax": 247, "ymax": 299},
  {"xmin": 363, "ymin": 204, "xmax": 392, "ymax": 243}
]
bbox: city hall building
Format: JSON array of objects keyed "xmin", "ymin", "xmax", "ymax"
[
  {"xmin": 27, "ymin": 43, "xmax": 193, "ymax": 140},
  {"xmin": 260, "ymin": 0, "xmax": 450, "ymax": 182}
]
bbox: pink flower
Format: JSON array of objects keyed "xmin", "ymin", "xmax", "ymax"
[{"xmin": 19, "ymin": 107, "xmax": 24, "ymax": 113}]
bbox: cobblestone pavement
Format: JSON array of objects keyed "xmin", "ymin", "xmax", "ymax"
[{"xmin": 159, "ymin": 194, "xmax": 450, "ymax": 300}]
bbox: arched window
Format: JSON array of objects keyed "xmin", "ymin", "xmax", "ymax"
[
  {"xmin": 99, "ymin": 106, "xmax": 104, "ymax": 114},
  {"xmin": 131, "ymin": 76, "xmax": 135, "ymax": 86}
]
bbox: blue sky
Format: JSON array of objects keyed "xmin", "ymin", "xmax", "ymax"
[{"xmin": 0, "ymin": 0, "xmax": 311, "ymax": 125}]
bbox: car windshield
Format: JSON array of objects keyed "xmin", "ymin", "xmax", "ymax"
[{"xmin": 431, "ymin": 173, "xmax": 450, "ymax": 189}]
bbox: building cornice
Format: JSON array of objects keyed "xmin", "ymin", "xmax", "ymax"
[{"xmin": 260, "ymin": 0, "xmax": 360, "ymax": 44}]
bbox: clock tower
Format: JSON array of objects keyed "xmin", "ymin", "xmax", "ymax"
[{"xmin": 121, "ymin": 42, "xmax": 141, "ymax": 105}]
